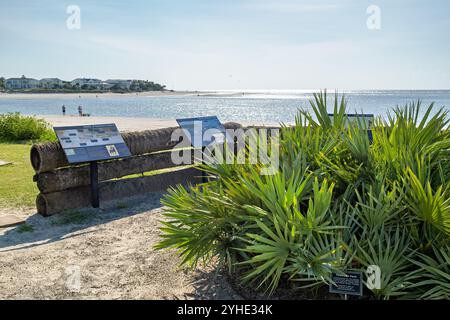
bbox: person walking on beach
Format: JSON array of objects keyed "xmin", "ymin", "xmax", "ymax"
[
  {"xmin": 78, "ymin": 105, "xmax": 83, "ymax": 116},
  {"xmin": 62, "ymin": 105, "xmax": 66, "ymax": 116}
]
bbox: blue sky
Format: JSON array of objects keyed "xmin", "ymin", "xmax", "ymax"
[{"xmin": 0, "ymin": 0, "xmax": 449, "ymax": 90}]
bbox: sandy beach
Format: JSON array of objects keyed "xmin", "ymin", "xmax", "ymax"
[
  {"xmin": 36, "ymin": 115, "xmax": 280, "ymax": 132},
  {"xmin": 0, "ymin": 194, "xmax": 240, "ymax": 299},
  {"xmin": 38, "ymin": 115, "xmax": 179, "ymax": 132}
]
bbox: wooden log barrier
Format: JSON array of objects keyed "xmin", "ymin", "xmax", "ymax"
[
  {"xmin": 34, "ymin": 150, "xmax": 196, "ymax": 193},
  {"xmin": 36, "ymin": 167, "xmax": 202, "ymax": 216},
  {"xmin": 30, "ymin": 121, "xmax": 254, "ymax": 216},
  {"xmin": 30, "ymin": 122, "xmax": 243, "ymax": 173}
]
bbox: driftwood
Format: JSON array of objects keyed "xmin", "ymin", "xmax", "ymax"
[
  {"xmin": 34, "ymin": 150, "xmax": 196, "ymax": 193},
  {"xmin": 36, "ymin": 167, "xmax": 202, "ymax": 216},
  {"xmin": 30, "ymin": 122, "xmax": 243, "ymax": 173}
]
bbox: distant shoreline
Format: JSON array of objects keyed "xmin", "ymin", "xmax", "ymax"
[
  {"xmin": 0, "ymin": 90, "xmax": 202, "ymax": 99},
  {"xmin": 0, "ymin": 90, "xmax": 257, "ymax": 99}
]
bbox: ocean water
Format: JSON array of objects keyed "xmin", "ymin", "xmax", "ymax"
[{"xmin": 0, "ymin": 90, "xmax": 449, "ymax": 124}]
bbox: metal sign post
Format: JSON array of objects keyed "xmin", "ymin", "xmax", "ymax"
[
  {"xmin": 54, "ymin": 123, "xmax": 131, "ymax": 209},
  {"xmin": 201, "ymin": 146, "xmax": 207, "ymax": 183}
]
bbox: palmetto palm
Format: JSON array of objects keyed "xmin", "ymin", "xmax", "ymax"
[{"xmin": 156, "ymin": 91, "xmax": 449, "ymax": 299}]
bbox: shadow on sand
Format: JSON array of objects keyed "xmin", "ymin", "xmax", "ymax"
[{"xmin": 0, "ymin": 193, "xmax": 164, "ymax": 252}]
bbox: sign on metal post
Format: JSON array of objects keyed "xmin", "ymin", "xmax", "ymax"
[
  {"xmin": 176, "ymin": 116, "xmax": 229, "ymax": 148},
  {"xmin": 54, "ymin": 124, "xmax": 131, "ymax": 163},
  {"xmin": 176, "ymin": 116, "xmax": 229, "ymax": 182},
  {"xmin": 328, "ymin": 113, "xmax": 374, "ymax": 143},
  {"xmin": 329, "ymin": 271, "xmax": 364, "ymax": 297},
  {"xmin": 54, "ymin": 124, "xmax": 131, "ymax": 208}
]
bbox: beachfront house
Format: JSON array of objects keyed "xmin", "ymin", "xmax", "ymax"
[
  {"xmin": 5, "ymin": 76, "xmax": 39, "ymax": 90},
  {"xmin": 105, "ymin": 79, "xmax": 133, "ymax": 90},
  {"xmin": 39, "ymin": 78, "xmax": 63, "ymax": 89},
  {"xmin": 71, "ymin": 78, "xmax": 103, "ymax": 90},
  {"xmin": 101, "ymin": 81, "xmax": 114, "ymax": 90}
]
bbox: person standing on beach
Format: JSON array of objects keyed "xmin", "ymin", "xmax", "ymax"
[
  {"xmin": 78, "ymin": 105, "xmax": 83, "ymax": 116},
  {"xmin": 62, "ymin": 105, "xmax": 66, "ymax": 116}
]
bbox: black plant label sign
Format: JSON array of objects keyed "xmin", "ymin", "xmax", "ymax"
[{"xmin": 329, "ymin": 271, "xmax": 363, "ymax": 296}]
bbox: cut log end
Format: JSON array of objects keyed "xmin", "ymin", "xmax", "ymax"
[{"xmin": 30, "ymin": 145, "xmax": 42, "ymax": 172}]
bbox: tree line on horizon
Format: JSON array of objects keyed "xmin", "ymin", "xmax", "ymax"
[{"xmin": 0, "ymin": 76, "xmax": 166, "ymax": 93}]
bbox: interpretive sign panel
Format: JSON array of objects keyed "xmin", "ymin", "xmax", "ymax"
[
  {"xmin": 54, "ymin": 124, "xmax": 131, "ymax": 164},
  {"xmin": 329, "ymin": 271, "xmax": 363, "ymax": 296},
  {"xmin": 329, "ymin": 113, "xmax": 374, "ymax": 142},
  {"xmin": 176, "ymin": 116, "xmax": 229, "ymax": 148},
  {"xmin": 328, "ymin": 113, "xmax": 374, "ymax": 129}
]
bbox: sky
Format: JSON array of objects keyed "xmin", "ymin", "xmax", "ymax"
[{"xmin": 0, "ymin": 0, "xmax": 449, "ymax": 90}]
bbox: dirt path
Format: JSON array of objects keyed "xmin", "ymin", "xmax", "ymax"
[{"xmin": 0, "ymin": 194, "xmax": 240, "ymax": 300}]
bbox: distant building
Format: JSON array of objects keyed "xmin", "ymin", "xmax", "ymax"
[
  {"xmin": 39, "ymin": 78, "xmax": 63, "ymax": 89},
  {"xmin": 105, "ymin": 79, "xmax": 133, "ymax": 90},
  {"xmin": 71, "ymin": 78, "xmax": 103, "ymax": 89},
  {"xmin": 2, "ymin": 76, "xmax": 162, "ymax": 91},
  {"xmin": 5, "ymin": 76, "xmax": 39, "ymax": 90},
  {"xmin": 101, "ymin": 82, "xmax": 114, "ymax": 90}
]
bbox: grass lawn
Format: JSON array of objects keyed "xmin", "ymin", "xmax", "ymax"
[{"xmin": 0, "ymin": 143, "xmax": 37, "ymax": 208}]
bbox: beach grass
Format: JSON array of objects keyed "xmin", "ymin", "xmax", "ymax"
[{"xmin": 0, "ymin": 143, "xmax": 37, "ymax": 208}]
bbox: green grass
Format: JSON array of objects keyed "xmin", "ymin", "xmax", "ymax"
[
  {"xmin": 17, "ymin": 223, "xmax": 34, "ymax": 233},
  {"xmin": 0, "ymin": 143, "xmax": 37, "ymax": 208},
  {"xmin": 51, "ymin": 210, "xmax": 94, "ymax": 225},
  {"xmin": 116, "ymin": 201, "xmax": 129, "ymax": 209}
]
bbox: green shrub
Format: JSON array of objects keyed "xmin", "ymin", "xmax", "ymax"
[
  {"xmin": 0, "ymin": 112, "xmax": 56, "ymax": 142},
  {"xmin": 156, "ymin": 91, "xmax": 450, "ymax": 299}
]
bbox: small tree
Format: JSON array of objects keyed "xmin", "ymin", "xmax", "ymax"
[{"xmin": 62, "ymin": 82, "xmax": 73, "ymax": 90}]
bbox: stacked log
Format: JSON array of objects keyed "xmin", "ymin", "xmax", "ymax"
[
  {"xmin": 30, "ymin": 122, "xmax": 243, "ymax": 173},
  {"xmin": 31, "ymin": 122, "xmax": 242, "ymax": 216},
  {"xmin": 33, "ymin": 151, "xmax": 194, "ymax": 193},
  {"xmin": 36, "ymin": 167, "xmax": 202, "ymax": 216}
]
